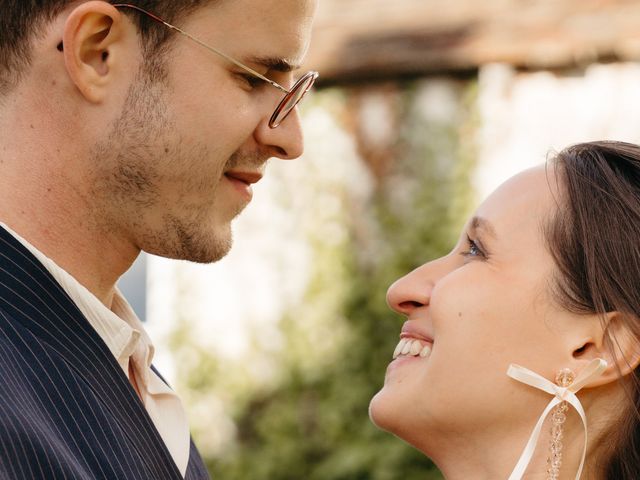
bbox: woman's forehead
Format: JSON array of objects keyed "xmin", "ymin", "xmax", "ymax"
[{"xmin": 473, "ymin": 165, "xmax": 559, "ymax": 238}]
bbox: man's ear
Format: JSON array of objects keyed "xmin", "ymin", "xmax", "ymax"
[
  {"xmin": 570, "ymin": 312, "xmax": 640, "ymax": 388},
  {"xmin": 62, "ymin": 1, "xmax": 129, "ymax": 103}
]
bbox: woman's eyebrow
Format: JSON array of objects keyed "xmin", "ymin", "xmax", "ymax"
[{"xmin": 469, "ymin": 216, "xmax": 497, "ymax": 239}]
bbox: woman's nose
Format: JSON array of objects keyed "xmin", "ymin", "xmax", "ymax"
[{"xmin": 386, "ymin": 265, "xmax": 434, "ymax": 316}]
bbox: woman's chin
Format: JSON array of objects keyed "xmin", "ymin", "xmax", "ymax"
[
  {"xmin": 369, "ymin": 387, "xmax": 440, "ymax": 457},
  {"xmin": 369, "ymin": 388, "xmax": 407, "ymax": 434},
  {"xmin": 368, "ymin": 390, "xmax": 386, "ymax": 430}
]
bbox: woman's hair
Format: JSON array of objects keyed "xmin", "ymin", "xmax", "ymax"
[{"xmin": 545, "ymin": 141, "xmax": 640, "ymax": 479}]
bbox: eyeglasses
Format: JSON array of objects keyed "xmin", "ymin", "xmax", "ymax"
[{"xmin": 113, "ymin": 3, "xmax": 319, "ymax": 128}]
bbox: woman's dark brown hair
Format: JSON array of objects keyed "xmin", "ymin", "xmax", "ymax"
[{"xmin": 546, "ymin": 141, "xmax": 640, "ymax": 479}]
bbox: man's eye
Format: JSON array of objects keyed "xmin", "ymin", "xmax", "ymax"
[{"xmin": 238, "ymin": 74, "xmax": 265, "ymax": 89}]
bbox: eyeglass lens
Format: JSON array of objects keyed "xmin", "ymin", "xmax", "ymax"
[{"xmin": 269, "ymin": 72, "xmax": 318, "ymax": 128}]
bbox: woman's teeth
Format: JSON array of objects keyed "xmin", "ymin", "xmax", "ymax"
[{"xmin": 393, "ymin": 338, "xmax": 432, "ymax": 359}]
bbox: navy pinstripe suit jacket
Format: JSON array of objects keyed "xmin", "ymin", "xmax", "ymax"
[{"xmin": 0, "ymin": 226, "xmax": 211, "ymax": 479}]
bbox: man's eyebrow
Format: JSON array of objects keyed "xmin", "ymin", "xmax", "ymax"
[
  {"xmin": 469, "ymin": 216, "xmax": 497, "ymax": 239},
  {"xmin": 245, "ymin": 55, "xmax": 300, "ymax": 73}
]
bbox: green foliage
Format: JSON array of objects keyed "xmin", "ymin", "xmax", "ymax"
[{"xmin": 174, "ymin": 79, "xmax": 478, "ymax": 479}]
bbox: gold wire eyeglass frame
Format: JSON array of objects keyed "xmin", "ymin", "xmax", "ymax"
[{"xmin": 113, "ymin": 3, "xmax": 319, "ymax": 128}]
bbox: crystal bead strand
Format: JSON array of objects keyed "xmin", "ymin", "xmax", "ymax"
[{"xmin": 546, "ymin": 368, "xmax": 575, "ymax": 480}]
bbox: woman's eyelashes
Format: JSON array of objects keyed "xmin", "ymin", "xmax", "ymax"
[{"xmin": 460, "ymin": 235, "xmax": 487, "ymax": 260}]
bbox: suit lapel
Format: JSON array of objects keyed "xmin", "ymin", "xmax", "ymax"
[{"xmin": 0, "ymin": 226, "xmax": 182, "ymax": 479}]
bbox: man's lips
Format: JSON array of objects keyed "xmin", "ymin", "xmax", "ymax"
[
  {"xmin": 224, "ymin": 171, "xmax": 263, "ymax": 185},
  {"xmin": 224, "ymin": 171, "xmax": 263, "ymax": 201}
]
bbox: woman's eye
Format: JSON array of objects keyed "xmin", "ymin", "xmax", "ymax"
[{"xmin": 460, "ymin": 236, "xmax": 486, "ymax": 260}]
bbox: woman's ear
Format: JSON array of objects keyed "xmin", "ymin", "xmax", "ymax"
[
  {"xmin": 61, "ymin": 1, "xmax": 128, "ymax": 103},
  {"xmin": 571, "ymin": 312, "xmax": 640, "ymax": 388}
]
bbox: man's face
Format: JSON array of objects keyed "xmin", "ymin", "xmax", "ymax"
[{"xmin": 90, "ymin": 0, "xmax": 317, "ymax": 263}]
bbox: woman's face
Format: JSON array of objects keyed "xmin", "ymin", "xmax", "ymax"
[{"xmin": 370, "ymin": 164, "xmax": 581, "ymax": 456}]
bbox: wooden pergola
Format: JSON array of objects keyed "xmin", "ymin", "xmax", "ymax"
[{"xmin": 304, "ymin": 0, "xmax": 640, "ymax": 85}]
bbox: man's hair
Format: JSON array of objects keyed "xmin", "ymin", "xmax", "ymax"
[{"xmin": 0, "ymin": 1, "xmax": 212, "ymax": 94}]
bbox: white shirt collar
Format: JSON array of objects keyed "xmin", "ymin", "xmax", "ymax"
[{"xmin": 0, "ymin": 222, "xmax": 153, "ymax": 376}]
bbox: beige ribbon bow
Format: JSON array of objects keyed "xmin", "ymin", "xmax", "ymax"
[{"xmin": 506, "ymin": 358, "xmax": 607, "ymax": 480}]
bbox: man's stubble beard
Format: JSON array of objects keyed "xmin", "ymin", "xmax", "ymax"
[{"xmin": 87, "ymin": 68, "xmax": 243, "ymax": 264}]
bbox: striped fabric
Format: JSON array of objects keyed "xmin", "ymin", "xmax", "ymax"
[{"xmin": 0, "ymin": 226, "xmax": 211, "ymax": 479}]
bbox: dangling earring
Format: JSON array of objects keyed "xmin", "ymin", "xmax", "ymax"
[
  {"xmin": 546, "ymin": 368, "xmax": 575, "ymax": 480},
  {"xmin": 506, "ymin": 358, "xmax": 606, "ymax": 480}
]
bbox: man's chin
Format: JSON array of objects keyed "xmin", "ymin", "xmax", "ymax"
[
  {"xmin": 181, "ymin": 232, "xmax": 233, "ymax": 264},
  {"xmin": 190, "ymin": 239, "xmax": 233, "ymax": 264},
  {"xmin": 143, "ymin": 223, "xmax": 234, "ymax": 264}
]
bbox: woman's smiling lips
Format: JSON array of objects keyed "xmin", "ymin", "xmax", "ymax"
[
  {"xmin": 400, "ymin": 320, "xmax": 434, "ymax": 343},
  {"xmin": 389, "ymin": 320, "xmax": 434, "ymax": 364}
]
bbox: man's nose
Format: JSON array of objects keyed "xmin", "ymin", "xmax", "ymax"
[{"xmin": 254, "ymin": 107, "xmax": 304, "ymax": 160}]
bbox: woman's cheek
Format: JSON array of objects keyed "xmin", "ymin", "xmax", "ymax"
[{"xmin": 430, "ymin": 267, "xmax": 488, "ymax": 328}]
